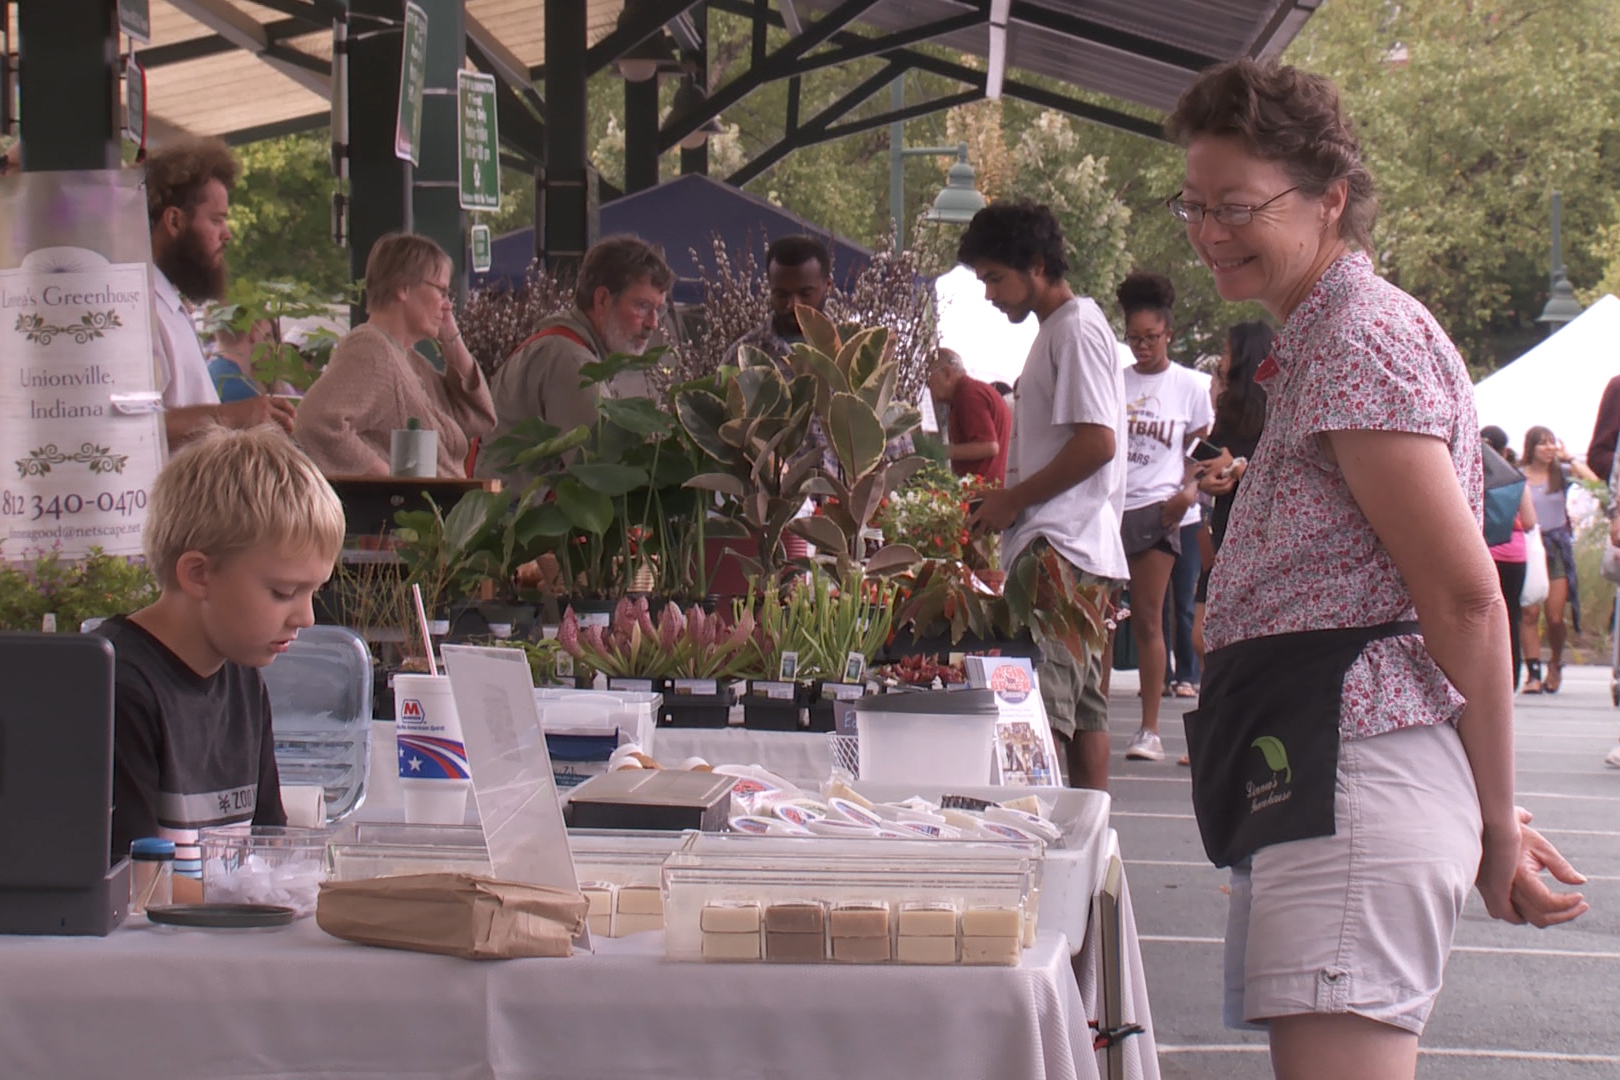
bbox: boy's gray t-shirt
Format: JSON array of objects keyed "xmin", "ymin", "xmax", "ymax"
[{"xmin": 1001, "ymin": 296, "xmax": 1130, "ymax": 582}]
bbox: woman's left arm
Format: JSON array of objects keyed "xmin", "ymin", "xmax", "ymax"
[
  {"xmin": 435, "ymin": 314, "xmax": 497, "ymax": 435},
  {"xmin": 1328, "ymin": 429, "xmax": 1521, "ymax": 919}
]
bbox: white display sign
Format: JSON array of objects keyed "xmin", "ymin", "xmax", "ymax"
[{"xmin": 0, "ymin": 250, "xmax": 164, "ymax": 559}]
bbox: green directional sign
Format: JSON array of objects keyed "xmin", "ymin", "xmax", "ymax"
[
  {"xmin": 469, "ymin": 224, "xmax": 492, "ymax": 273},
  {"xmin": 118, "ymin": 0, "xmax": 151, "ymax": 43},
  {"xmin": 457, "ymin": 70, "xmax": 500, "ymax": 211},
  {"xmin": 394, "ymin": 1, "xmax": 428, "ymax": 165},
  {"xmin": 124, "ymin": 55, "xmax": 146, "ymax": 145}
]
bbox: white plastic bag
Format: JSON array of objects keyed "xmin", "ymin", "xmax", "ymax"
[{"xmin": 1522, "ymin": 527, "xmax": 1550, "ymax": 606}]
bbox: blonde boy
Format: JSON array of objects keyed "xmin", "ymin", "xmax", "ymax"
[{"xmin": 99, "ymin": 427, "xmax": 345, "ymax": 892}]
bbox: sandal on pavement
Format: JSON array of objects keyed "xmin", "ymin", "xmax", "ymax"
[
  {"xmin": 1522, "ymin": 678, "xmax": 1543, "ymax": 694},
  {"xmin": 1544, "ymin": 662, "xmax": 1562, "ymax": 694},
  {"xmin": 1177, "ymin": 754, "xmax": 1191, "ymax": 767},
  {"xmin": 1173, "ymin": 682, "xmax": 1199, "ymax": 699}
]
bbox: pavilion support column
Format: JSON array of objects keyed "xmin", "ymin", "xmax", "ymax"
[
  {"xmin": 542, "ymin": 0, "xmax": 589, "ymax": 276},
  {"xmin": 679, "ymin": 2, "xmax": 708, "ymax": 177},
  {"xmin": 412, "ymin": 0, "xmax": 467, "ymax": 291},
  {"xmin": 346, "ymin": 0, "xmax": 412, "ymax": 323},
  {"xmin": 17, "ymin": 0, "xmax": 121, "ymax": 171},
  {"xmin": 623, "ymin": 76, "xmax": 660, "ymax": 194}
]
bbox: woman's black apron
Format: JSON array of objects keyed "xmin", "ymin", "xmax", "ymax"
[{"xmin": 1185, "ymin": 620, "xmax": 1420, "ymax": 868}]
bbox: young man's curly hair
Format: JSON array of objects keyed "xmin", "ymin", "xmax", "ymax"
[{"xmin": 145, "ymin": 137, "xmax": 239, "ymax": 228}]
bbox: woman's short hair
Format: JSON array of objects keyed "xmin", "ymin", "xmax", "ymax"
[
  {"xmin": 573, "ymin": 235, "xmax": 675, "ymax": 309},
  {"xmin": 1214, "ymin": 320, "xmax": 1274, "ymax": 444},
  {"xmin": 955, "ymin": 201, "xmax": 1069, "ymax": 282},
  {"xmin": 145, "ymin": 137, "xmax": 239, "ymax": 228},
  {"xmin": 144, "ymin": 426, "xmax": 345, "ymax": 589},
  {"xmin": 1116, "ymin": 270, "xmax": 1176, "ymax": 323},
  {"xmin": 1166, "ymin": 58, "xmax": 1377, "ymax": 253},
  {"xmin": 364, "ymin": 233, "xmax": 450, "ymax": 309}
]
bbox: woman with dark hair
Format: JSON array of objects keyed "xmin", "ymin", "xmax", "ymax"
[
  {"xmin": 1115, "ymin": 270, "xmax": 1213, "ymax": 761},
  {"xmin": 1169, "ymin": 58, "xmax": 1585, "ymax": 1078},
  {"xmin": 1192, "ymin": 320, "xmax": 1273, "ymax": 654},
  {"xmin": 1518, "ymin": 425, "xmax": 1597, "ymax": 692}
]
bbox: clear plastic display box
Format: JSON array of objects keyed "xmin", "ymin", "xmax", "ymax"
[
  {"xmin": 323, "ymin": 824, "xmax": 687, "ymax": 939},
  {"xmin": 263, "ymin": 625, "xmax": 374, "ymax": 820},
  {"xmin": 661, "ymin": 832, "xmax": 1035, "ymax": 966}
]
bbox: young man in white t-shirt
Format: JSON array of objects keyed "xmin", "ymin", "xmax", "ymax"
[{"xmin": 961, "ymin": 202, "xmax": 1129, "ymax": 790}]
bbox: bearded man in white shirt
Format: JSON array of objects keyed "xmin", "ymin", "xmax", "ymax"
[{"xmin": 146, "ymin": 138, "xmax": 295, "ymax": 447}]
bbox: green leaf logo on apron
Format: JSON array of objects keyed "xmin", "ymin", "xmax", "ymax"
[{"xmin": 1251, "ymin": 735, "xmax": 1292, "ymax": 783}]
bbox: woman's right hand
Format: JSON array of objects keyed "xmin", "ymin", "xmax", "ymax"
[
  {"xmin": 1197, "ymin": 448, "xmax": 1237, "ymax": 494},
  {"xmin": 1507, "ymin": 807, "xmax": 1589, "ymax": 927},
  {"xmin": 1476, "ymin": 818, "xmax": 1524, "ymax": 924}
]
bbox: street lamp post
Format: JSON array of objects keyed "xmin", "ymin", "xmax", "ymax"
[
  {"xmin": 1537, "ymin": 190, "xmax": 1583, "ymax": 334},
  {"xmin": 888, "ymin": 77, "xmax": 987, "ymax": 246}
]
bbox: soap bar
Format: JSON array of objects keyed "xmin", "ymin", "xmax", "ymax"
[
  {"xmin": 580, "ymin": 883, "xmax": 615, "ymax": 916},
  {"xmin": 961, "ymin": 935, "xmax": 1021, "ymax": 966},
  {"xmin": 832, "ymin": 935, "xmax": 892, "ymax": 963},
  {"xmin": 616, "ymin": 886, "xmax": 663, "ymax": 915},
  {"xmin": 898, "ymin": 904, "xmax": 958, "ymax": 937},
  {"xmin": 764, "ymin": 901, "xmax": 825, "ymax": 934},
  {"xmin": 829, "ymin": 903, "xmax": 890, "ymax": 938},
  {"xmin": 703, "ymin": 931, "xmax": 762, "ymax": 961},
  {"xmin": 897, "ymin": 935, "xmax": 958, "ymax": 964},
  {"xmin": 613, "ymin": 911, "xmax": 664, "ymax": 936},
  {"xmin": 765, "ymin": 930, "xmax": 826, "ymax": 962},
  {"xmin": 961, "ymin": 907, "xmax": 1021, "ymax": 937},
  {"xmin": 701, "ymin": 902, "xmax": 762, "ymax": 933},
  {"xmin": 587, "ymin": 913, "xmax": 611, "ymax": 938}
]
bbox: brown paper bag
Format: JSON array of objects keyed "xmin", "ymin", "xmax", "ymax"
[{"xmin": 316, "ymin": 873, "xmax": 589, "ymax": 959}]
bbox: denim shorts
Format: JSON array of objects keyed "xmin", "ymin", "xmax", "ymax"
[{"xmin": 1223, "ymin": 721, "xmax": 1482, "ymax": 1035}]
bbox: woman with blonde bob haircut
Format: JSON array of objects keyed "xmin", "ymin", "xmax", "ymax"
[
  {"xmin": 296, "ymin": 232, "xmax": 495, "ymax": 477},
  {"xmin": 1171, "ymin": 59, "xmax": 1587, "ymax": 1080}
]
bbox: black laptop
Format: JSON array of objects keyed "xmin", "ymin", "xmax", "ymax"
[{"xmin": 0, "ymin": 632, "xmax": 129, "ymax": 934}]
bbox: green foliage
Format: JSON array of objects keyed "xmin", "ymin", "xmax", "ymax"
[
  {"xmin": 1288, "ymin": 0, "xmax": 1620, "ymax": 368},
  {"xmin": 0, "ymin": 549, "xmax": 158, "ymax": 631},
  {"xmin": 204, "ymin": 279, "xmax": 342, "ymax": 392},
  {"xmin": 738, "ymin": 565, "xmax": 896, "ymax": 682},
  {"xmin": 228, "ymin": 132, "xmax": 350, "ymax": 300}
]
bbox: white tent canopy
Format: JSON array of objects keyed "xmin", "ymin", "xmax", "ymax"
[{"xmin": 1472, "ymin": 293, "xmax": 1620, "ymax": 461}]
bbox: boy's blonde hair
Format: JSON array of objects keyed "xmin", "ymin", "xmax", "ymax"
[{"xmin": 145, "ymin": 425, "xmax": 345, "ymax": 587}]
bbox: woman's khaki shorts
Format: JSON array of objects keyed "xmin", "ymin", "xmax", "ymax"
[{"xmin": 1224, "ymin": 721, "xmax": 1482, "ymax": 1035}]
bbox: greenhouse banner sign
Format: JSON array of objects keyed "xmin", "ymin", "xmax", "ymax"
[{"xmin": 0, "ymin": 170, "xmax": 165, "ymax": 560}]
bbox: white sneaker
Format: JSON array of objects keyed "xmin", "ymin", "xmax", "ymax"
[
  {"xmin": 1125, "ymin": 729, "xmax": 1165, "ymax": 762},
  {"xmin": 1604, "ymin": 744, "xmax": 1620, "ymax": 769}
]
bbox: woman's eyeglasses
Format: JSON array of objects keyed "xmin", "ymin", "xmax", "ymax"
[{"xmin": 1165, "ymin": 186, "xmax": 1300, "ymax": 227}]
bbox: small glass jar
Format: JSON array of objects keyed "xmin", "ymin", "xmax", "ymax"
[{"xmin": 129, "ymin": 837, "xmax": 175, "ymax": 914}]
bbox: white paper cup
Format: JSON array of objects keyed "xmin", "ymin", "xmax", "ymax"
[{"xmin": 395, "ymin": 674, "xmax": 471, "ymax": 824}]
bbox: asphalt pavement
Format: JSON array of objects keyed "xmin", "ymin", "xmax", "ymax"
[{"xmin": 1106, "ymin": 664, "xmax": 1620, "ymax": 1079}]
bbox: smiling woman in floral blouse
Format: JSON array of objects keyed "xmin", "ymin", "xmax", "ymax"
[{"xmin": 1171, "ymin": 59, "xmax": 1587, "ymax": 1080}]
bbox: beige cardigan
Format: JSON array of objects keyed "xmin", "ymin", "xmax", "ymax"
[{"xmin": 296, "ymin": 324, "xmax": 497, "ymax": 478}]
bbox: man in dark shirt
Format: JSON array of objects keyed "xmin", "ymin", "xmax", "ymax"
[
  {"xmin": 928, "ymin": 347, "xmax": 1012, "ymax": 483},
  {"xmin": 98, "ymin": 426, "xmax": 345, "ymax": 896}
]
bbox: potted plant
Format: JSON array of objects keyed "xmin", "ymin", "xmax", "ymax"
[{"xmin": 558, "ymin": 597, "xmax": 755, "ymax": 727}]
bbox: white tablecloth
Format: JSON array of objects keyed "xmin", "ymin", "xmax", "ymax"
[{"xmin": 0, "ymin": 921, "xmax": 1094, "ymax": 1080}]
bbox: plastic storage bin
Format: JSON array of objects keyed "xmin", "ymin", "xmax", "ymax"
[
  {"xmin": 854, "ymin": 689, "xmax": 999, "ymax": 786},
  {"xmin": 263, "ymin": 625, "xmax": 374, "ymax": 820},
  {"xmin": 201, "ymin": 824, "xmax": 329, "ymax": 918}
]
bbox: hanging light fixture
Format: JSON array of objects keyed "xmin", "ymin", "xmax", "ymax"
[
  {"xmin": 920, "ymin": 144, "xmax": 987, "ymax": 224},
  {"xmin": 669, "ymin": 77, "xmax": 723, "ymax": 150},
  {"xmin": 613, "ymin": 0, "xmax": 680, "ymax": 82}
]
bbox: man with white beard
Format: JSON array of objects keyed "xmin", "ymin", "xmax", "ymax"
[{"xmin": 479, "ymin": 235, "xmax": 674, "ymax": 482}]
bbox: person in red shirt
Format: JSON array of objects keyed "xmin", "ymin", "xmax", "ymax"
[{"xmin": 928, "ymin": 348, "xmax": 1012, "ymax": 483}]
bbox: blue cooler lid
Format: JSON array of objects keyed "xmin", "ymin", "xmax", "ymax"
[
  {"xmin": 853, "ymin": 688, "xmax": 998, "ymax": 715},
  {"xmin": 130, "ymin": 837, "xmax": 176, "ymax": 859}
]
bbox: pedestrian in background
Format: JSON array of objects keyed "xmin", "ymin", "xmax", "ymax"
[{"xmin": 1519, "ymin": 425, "xmax": 1597, "ymax": 693}]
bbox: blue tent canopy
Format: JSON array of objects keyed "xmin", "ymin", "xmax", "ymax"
[{"xmin": 469, "ymin": 173, "xmax": 873, "ymax": 305}]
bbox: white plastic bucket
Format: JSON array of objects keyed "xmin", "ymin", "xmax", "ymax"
[{"xmin": 855, "ymin": 689, "xmax": 999, "ymax": 786}]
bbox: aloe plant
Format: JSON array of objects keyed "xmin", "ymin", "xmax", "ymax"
[{"xmin": 738, "ymin": 565, "xmax": 896, "ymax": 682}]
